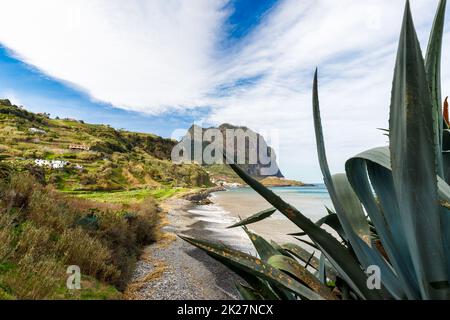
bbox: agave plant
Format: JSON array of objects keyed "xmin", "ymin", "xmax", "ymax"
[{"xmin": 181, "ymin": 0, "xmax": 450, "ymax": 300}]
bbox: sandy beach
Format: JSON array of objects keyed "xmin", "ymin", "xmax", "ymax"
[
  {"xmin": 126, "ymin": 185, "xmax": 332, "ymax": 300},
  {"xmin": 211, "ymin": 186, "xmax": 333, "ymax": 244}
]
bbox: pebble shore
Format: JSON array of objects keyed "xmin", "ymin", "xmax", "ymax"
[{"xmin": 126, "ymin": 197, "xmax": 242, "ymax": 300}]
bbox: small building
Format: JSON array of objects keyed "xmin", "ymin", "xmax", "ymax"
[
  {"xmin": 34, "ymin": 159, "xmax": 69, "ymax": 169},
  {"xmin": 69, "ymin": 144, "xmax": 90, "ymax": 151},
  {"xmin": 29, "ymin": 128, "xmax": 46, "ymax": 135}
]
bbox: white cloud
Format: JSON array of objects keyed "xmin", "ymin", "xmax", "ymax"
[
  {"xmin": 0, "ymin": 0, "xmax": 228, "ymax": 113},
  {"xmin": 0, "ymin": 0, "xmax": 447, "ymax": 181},
  {"xmin": 203, "ymin": 0, "xmax": 449, "ymax": 181}
]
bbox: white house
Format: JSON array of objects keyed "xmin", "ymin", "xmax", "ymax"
[
  {"xmin": 34, "ymin": 159, "xmax": 68, "ymax": 169},
  {"xmin": 29, "ymin": 128, "xmax": 46, "ymax": 135}
]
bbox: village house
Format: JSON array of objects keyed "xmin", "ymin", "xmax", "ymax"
[
  {"xmin": 29, "ymin": 128, "xmax": 46, "ymax": 135},
  {"xmin": 34, "ymin": 159, "xmax": 68, "ymax": 169},
  {"xmin": 69, "ymin": 144, "xmax": 90, "ymax": 151}
]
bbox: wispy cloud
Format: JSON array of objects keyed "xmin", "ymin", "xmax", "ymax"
[
  {"xmin": 204, "ymin": 0, "xmax": 449, "ymax": 180},
  {"xmin": 0, "ymin": 0, "xmax": 447, "ymax": 180},
  {"xmin": 0, "ymin": 0, "xmax": 228, "ymax": 113}
]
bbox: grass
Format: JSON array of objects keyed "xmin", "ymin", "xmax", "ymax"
[
  {"xmin": 55, "ymin": 275, "xmax": 122, "ymax": 300},
  {"xmin": 0, "ymin": 100, "xmax": 213, "ymax": 192},
  {"xmin": 65, "ymin": 187, "xmax": 191, "ymax": 204},
  {"xmin": 0, "ymin": 170, "xmax": 162, "ymax": 299}
]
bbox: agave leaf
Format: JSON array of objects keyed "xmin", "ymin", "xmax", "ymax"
[
  {"xmin": 312, "ymin": 70, "xmax": 386, "ymax": 299},
  {"xmin": 270, "ymin": 240, "xmax": 296, "ymax": 260},
  {"xmin": 215, "ymin": 257, "xmax": 281, "ymax": 300},
  {"xmin": 442, "ymin": 130, "xmax": 450, "ymax": 182},
  {"xmin": 319, "ymin": 254, "xmax": 327, "ymax": 284},
  {"xmin": 288, "ymin": 213, "xmax": 346, "ymax": 241},
  {"xmin": 425, "ymin": 0, "xmax": 447, "ymax": 178},
  {"xmin": 294, "ymin": 237, "xmax": 319, "ymax": 250},
  {"xmin": 228, "ymin": 208, "xmax": 277, "ymax": 229},
  {"xmin": 267, "ymin": 255, "xmax": 336, "ymax": 300},
  {"xmin": 389, "ymin": 2, "xmax": 448, "ymax": 299},
  {"xmin": 244, "ymin": 229, "xmax": 279, "ymax": 261},
  {"xmin": 444, "ymin": 153, "xmax": 450, "ymax": 191},
  {"xmin": 346, "ymin": 154, "xmax": 419, "ymax": 299},
  {"xmin": 236, "ymin": 283, "xmax": 263, "ymax": 300},
  {"xmin": 331, "ymin": 173, "xmax": 371, "ymax": 244},
  {"xmin": 313, "ymin": 73, "xmax": 400, "ymax": 297},
  {"xmin": 442, "ymin": 207, "xmax": 450, "ymax": 279},
  {"xmin": 225, "ymin": 73, "xmax": 383, "ymax": 299},
  {"xmin": 348, "ymin": 146, "xmax": 450, "ymax": 202},
  {"xmin": 228, "ymin": 162, "xmax": 380, "ymax": 299},
  {"xmin": 282, "ymin": 243, "xmax": 319, "ymax": 270},
  {"xmin": 333, "ymin": 171, "xmax": 406, "ymax": 298},
  {"xmin": 243, "ymin": 230, "xmax": 298, "ymax": 300},
  {"xmin": 443, "ymin": 128, "xmax": 450, "ymax": 151},
  {"xmin": 180, "ymin": 236, "xmax": 324, "ymax": 300},
  {"xmin": 314, "ymin": 213, "xmax": 347, "ymax": 241}
]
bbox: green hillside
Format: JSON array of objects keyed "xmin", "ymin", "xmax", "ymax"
[{"xmin": 0, "ymin": 99, "xmax": 212, "ymax": 197}]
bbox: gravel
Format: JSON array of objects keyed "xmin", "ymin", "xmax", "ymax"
[{"xmin": 127, "ymin": 198, "xmax": 242, "ymax": 300}]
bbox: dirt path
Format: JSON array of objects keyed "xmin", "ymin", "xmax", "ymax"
[{"xmin": 125, "ymin": 198, "xmax": 241, "ymax": 300}]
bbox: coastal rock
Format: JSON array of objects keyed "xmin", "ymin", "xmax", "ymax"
[
  {"xmin": 179, "ymin": 124, "xmax": 284, "ymax": 181},
  {"xmin": 183, "ymin": 186, "xmax": 226, "ymax": 205},
  {"xmin": 260, "ymin": 177, "xmax": 307, "ymax": 187}
]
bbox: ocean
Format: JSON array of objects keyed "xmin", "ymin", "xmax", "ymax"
[{"xmin": 185, "ymin": 185, "xmax": 333, "ymax": 253}]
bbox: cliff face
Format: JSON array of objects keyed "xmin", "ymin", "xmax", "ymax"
[{"xmin": 179, "ymin": 123, "xmax": 284, "ymax": 180}]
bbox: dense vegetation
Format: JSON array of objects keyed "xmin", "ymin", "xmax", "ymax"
[
  {"xmin": 0, "ymin": 165, "xmax": 161, "ymax": 299},
  {"xmin": 0, "ymin": 100, "xmax": 212, "ymax": 194},
  {"xmin": 183, "ymin": 0, "xmax": 450, "ymax": 300}
]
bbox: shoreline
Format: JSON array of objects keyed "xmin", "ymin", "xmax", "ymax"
[
  {"xmin": 125, "ymin": 185, "xmax": 331, "ymax": 300},
  {"xmin": 125, "ymin": 188, "xmax": 243, "ymax": 300}
]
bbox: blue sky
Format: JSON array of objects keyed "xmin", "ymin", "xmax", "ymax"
[
  {"xmin": 0, "ymin": 0, "xmax": 448, "ymax": 181},
  {"xmin": 0, "ymin": 44, "xmax": 208, "ymax": 137},
  {"xmin": 0, "ymin": 0, "xmax": 277, "ymax": 137}
]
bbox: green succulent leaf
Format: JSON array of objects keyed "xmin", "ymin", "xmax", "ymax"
[
  {"xmin": 228, "ymin": 155, "xmax": 381, "ymax": 299},
  {"xmin": 228, "ymin": 208, "xmax": 277, "ymax": 229},
  {"xmin": 180, "ymin": 235, "xmax": 324, "ymax": 300},
  {"xmin": 243, "ymin": 229, "xmax": 297, "ymax": 300},
  {"xmin": 235, "ymin": 283, "xmax": 263, "ymax": 300},
  {"xmin": 319, "ymin": 254, "xmax": 327, "ymax": 284},
  {"xmin": 425, "ymin": 0, "xmax": 447, "ymax": 178},
  {"xmin": 346, "ymin": 153, "xmax": 420, "ymax": 299},
  {"xmin": 331, "ymin": 173, "xmax": 371, "ymax": 244},
  {"xmin": 281, "ymin": 243, "xmax": 319, "ymax": 269},
  {"xmin": 291, "ymin": 213, "xmax": 346, "ymax": 242},
  {"xmin": 389, "ymin": 1, "xmax": 448, "ymax": 299},
  {"xmin": 244, "ymin": 229, "xmax": 279, "ymax": 261},
  {"xmin": 214, "ymin": 257, "xmax": 281, "ymax": 300},
  {"xmin": 311, "ymin": 69, "xmax": 386, "ymax": 300},
  {"xmin": 267, "ymin": 255, "xmax": 336, "ymax": 300},
  {"xmin": 312, "ymin": 68, "xmax": 403, "ymax": 299}
]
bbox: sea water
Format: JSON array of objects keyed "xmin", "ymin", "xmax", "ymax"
[{"xmin": 186, "ymin": 185, "xmax": 332, "ymax": 252}]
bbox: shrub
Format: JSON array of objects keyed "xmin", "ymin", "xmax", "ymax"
[{"xmin": 0, "ymin": 169, "xmax": 161, "ymax": 299}]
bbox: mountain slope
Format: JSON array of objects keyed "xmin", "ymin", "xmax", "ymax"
[
  {"xmin": 179, "ymin": 123, "xmax": 292, "ymax": 184},
  {"xmin": 0, "ymin": 99, "xmax": 212, "ymax": 192}
]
